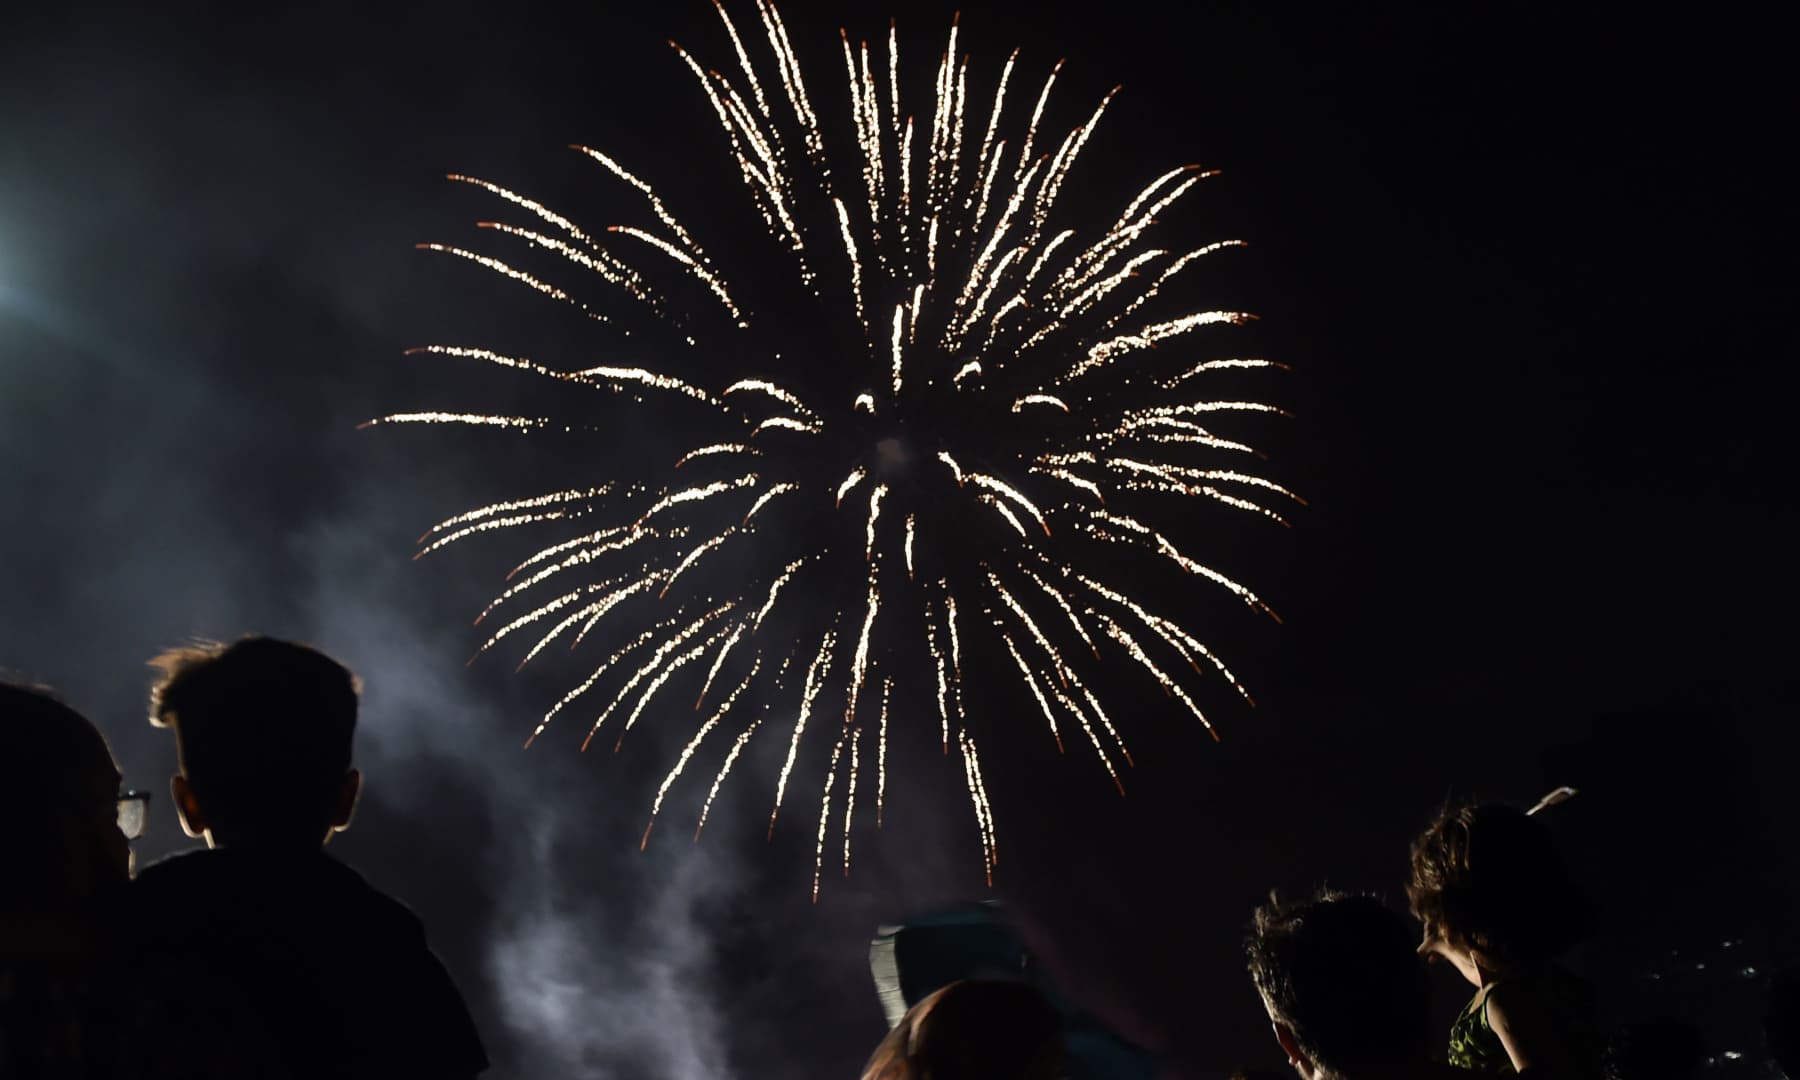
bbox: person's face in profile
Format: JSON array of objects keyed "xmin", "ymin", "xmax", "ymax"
[
  {"xmin": 79, "ymin": 762, "xmax": 134, "ymax": 882},
  {"xmin": 1417, "ymin": 923, "xmax": 1484, "ymax": 988}
]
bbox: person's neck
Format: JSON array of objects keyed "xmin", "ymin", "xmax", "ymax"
[{"xmin": 208, "ymin": 830, "xmax": 329, "ymax": 852}]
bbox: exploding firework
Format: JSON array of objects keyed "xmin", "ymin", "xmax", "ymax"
[{"xmin": 366, "ymin": 1, "xmax": 1298, "ymax": 899}]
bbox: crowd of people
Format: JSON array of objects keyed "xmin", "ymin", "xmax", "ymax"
[{"xmin": 1, "ymin": 634, "xmax": 1793, "ymax": 1079}]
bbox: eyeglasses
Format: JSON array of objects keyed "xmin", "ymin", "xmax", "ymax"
[{"xmin": 116, "ymin": 790, "xmax": 152, "ymax": 841}]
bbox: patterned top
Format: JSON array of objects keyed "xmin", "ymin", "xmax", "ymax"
[
  {"xmin": 1445, "ymin": 968, "xmax": 1599, "ymax": 1076},
  {"xmin": 1448, "ymin": 985, "xmax": 1513, "ymax": 1074}
]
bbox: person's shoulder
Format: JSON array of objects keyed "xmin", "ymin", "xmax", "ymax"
[
  {"xmin": 132, "ymin": 848, "xmax": 214, "ymax": 886},
  {"xmin": 307, "ymin": 854, "xmax": 432, "ymax": 942}
]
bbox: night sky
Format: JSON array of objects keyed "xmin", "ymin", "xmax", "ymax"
[{"xmin": 2, "ymin": 3, "xmax": 1792, "ymax": 1078}]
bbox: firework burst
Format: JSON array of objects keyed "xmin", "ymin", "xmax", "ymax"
[{"xmin": 366, "ymin": 1, "xmax": 1298, "ymax": 899}]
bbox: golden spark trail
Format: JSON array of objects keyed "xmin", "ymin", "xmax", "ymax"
[
  {"xmin": 1085, "ymin": 511, "xmax": 1277, "ymax": 618},
  {"xmin": 977, "ymin": 492, "xmax": 1029, "ymax": 538},
  {"xmin": 606, "ymin": 226, "xmax": 743, "ymax": 322},
  {"xmin": 926, "ymin": 599, "xmax": 952, "ymax": 750},
  {"xmin": 997, "ymin": 626, "xmax": 1063, "ymax": 752},
  {"xmin": 843, "ymin": 725, "xmax": 861, "ymax": 875},
  {"xmin": 675, "ymin": 443, "xmax": 758, "ymax": 468},
  {"xmin": 419, "ymin": 484, "xmax": 608, "ymax": 545},
  {"xmin": 505, "ymin": 524, "xmax": 644, "ymax": 580},
  {"xmin": 958, "ymin": 730, "xmax": 996, "ymax": 883},
  {"xmin": 660, "ymin": 529, "xmax": 738, "ymax": 597},
  {"xmin": 876, "ymin": 675, "xmax": 891, "ymax": 825},
  {"xmin": 571, "ymin": 146, "xmax": 708, "ymax": 261},
  {"xmin": 753, "ymin": 416, "xmax": 820, "ymax": 436},
  {"xmin": 621, "ymin": 626, "xmax": 735, "ymax": 737},
  {"xmin": 753, "ymin": 556, "xmax": 811, "ymax": 631},
  {"xmin": 696, "ymin": 716, "xmax": 761, "ymax": 840},
  {"xmin": 987, "ymin": 568, "xmax": 1071, "ymax": 685},
  {"xmin": 743, "ymin": 482, "xmax": 800, "ymax": 525},
  {"xmin": 845, "ymin": 572, "xmax": 879, "ymax": 723},
  {"xmin": 572, "ymin": 363, "xmax": 721, "ymax": 405},
  {"xmin": 1021, "ymin": 564, "xmax": 1099, "ymax": 657},
  {"xmin": 770, "ymin": 628, "xmax": 837, "ymax": 835},
  {"xmin": 475, "ymin": 221, "xmax": 655, "ymax": 303},
  {"xmin": 358, "ymin": 411, "xmax": 545, "ymax": 432},
  {"xmin": 1068, "ymin": 668, "xmax": 1134, "ymax": 766},
  {"xmin": 1091, "ymin": 612, "xmax": 1219, "ymax": 740},
  {"xmin": 1047, "ymin": 678, "xmax": 1124, "ymax": 795},
  {"xmin": 527, "ymin": 619, "xmax": 672, "ymax": 746},
  {"xmin": 583, "ymin": 605, "xmax": 736, "ymax": 749},
  {"xmin": 969, "ymin": 473, "xmax": 1051, "ymax": 535},
  {"xmin": 696, "ymin": 624, "xmax": 747, "ymax": 710},
  {"xmin": 643, "ymin": 659, "xmax": 759, "ymax": 850},
  {"xmin": 864, "ymin": 484, "xmax": 886, "ymax": 560},
  {"xmin": 811, "ymin": 724, "xmax": 849, "ymax": 901},
  {"xmin": 836, "ymin": 467, "xmax": 867, "ymax": 506},
  {"xmin": 1029, "ymin": 466, "xmax": 1104, "ymax": 505},
  {"xmin": 634, "ymin": 475, "xmax": 759, "ymax": 529},
  {"xmin": 417, "ymin": 510, "xmax": 570, "ymax": 560},
  {"xmin": 414, "ymin": 244, "xmax": 604, "ymax": 320}
]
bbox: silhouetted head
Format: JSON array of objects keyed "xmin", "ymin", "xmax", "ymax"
[
  {"xmin": 148, "ymin": 637, "xmax": 362, "ymax": 849},
  {"xmin": 1246, "ymin": 890, "xmax": 1431, "ymax": 1080},
  {"xmin": 1770, "ymin": 966, "xmax": 1800, "ymax": 1080},
  {"xmin": 0, "ymin": 682, "xmax": 131, "ymax": 920},
  {"xmin": 1407, "ymin": 803, "xmax": 1590, "ymax": 980},
  {"xmin": 860, "ymin": 978, "xmax": 1065, "ymax": 1080}
]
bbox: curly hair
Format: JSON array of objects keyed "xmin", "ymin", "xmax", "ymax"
[{"xmin": 1407, "ymin": 803, "xmax": 1591, "ymax": 967}]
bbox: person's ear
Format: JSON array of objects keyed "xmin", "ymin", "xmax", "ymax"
[
  {"xmin": 171, "ymin": 775, "xmax": 209, "ymax": 841},
  {"xmin": 328, "ymin": 769, "xmax": 361, "ymax": 833}
]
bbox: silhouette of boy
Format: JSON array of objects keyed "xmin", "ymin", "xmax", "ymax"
[
  {"xmin": 131, "ymin": 637, "xmax": 488, "ymax": 1079},
  {"xmin": 1246, "ymin": 890, "xmax": 1466, "ymax": 1080}
]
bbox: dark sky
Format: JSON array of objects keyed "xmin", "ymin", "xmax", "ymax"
[{"xmin": 1, "ymin": 3, "xmax": 1792, "ymax": 1078}]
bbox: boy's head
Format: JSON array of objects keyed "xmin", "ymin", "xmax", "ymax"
[
  {"xmin": 1, "ymin": 682, "xmax": 132, "ymax": 902},
  {"xmin": 861, "ymin": 978, "xmax": 1064, "ymax": 1080},
  {"xmin": 149, "ymin": 637, "xmax": 362, "ymax": 849},
  {"xmin": 1246, "ymin": 891, "xmax": 1430, "ymax": 1080}
]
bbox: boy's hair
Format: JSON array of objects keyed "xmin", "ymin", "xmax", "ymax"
[
  {"xmin": 1407, "ymin": 803, "xmax": 1591, "ymax": 965},
  {"xmin": 1245, "ymin": 891, "xmax": 1430, "ymax": 1078},
  {"xmin": 149, "ymin": 637, "xmax": 359, "ymax": 833}
]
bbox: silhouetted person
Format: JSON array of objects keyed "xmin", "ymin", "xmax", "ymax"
[
  {"xmin": 860, "ymin": 978, "xmax": 1066, "ymax": 1080},
  {"xmin": 1409, "ymin": 804, "xmax": 1599, "ymax": 1077},
  {"xmin": 0, "ymin": 682, "xmax": 136, "ymax": 1076},
  {"xmin": 1600, "ymin": 1017, "xmax": 1702, "ymax": 1080},
  {"xmin": 1769, "ymin": 966, "xmax": 1800, "ymax": 1080},
  {"xmin": 130, "ymin": 637, "xmax": 488, "ymax": 1079},
  {"xmin": 1245, "ymin": 890, "xmax": 1466, "ymax": 1080}
]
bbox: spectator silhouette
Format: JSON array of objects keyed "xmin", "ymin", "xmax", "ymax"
[
  {"xmin": 1600, "ymin": 1017, "xmax": 1702, "ymax": 1080},
  {"xmin": 0, "ymin": 682, "xmax": 137, "ymax": 1076},
  {"xmin": 131, "ymin": 637, "xmax": 488, "ymax": 1079},
  {"xmin": 1409, "ymin": 803, "xmax": 1599, "ymax": 1077},
  {"xmin": 1245, "ymin": 890, "xmax": 1464, "ymax": 1080},
  {"xmin": 1769, "ymin": 966, "xmax": 1800, "ymax": 1080},
  {"xmin": 860, "ymin": 977, "xmax": 1066, "ymax": 1080}
]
